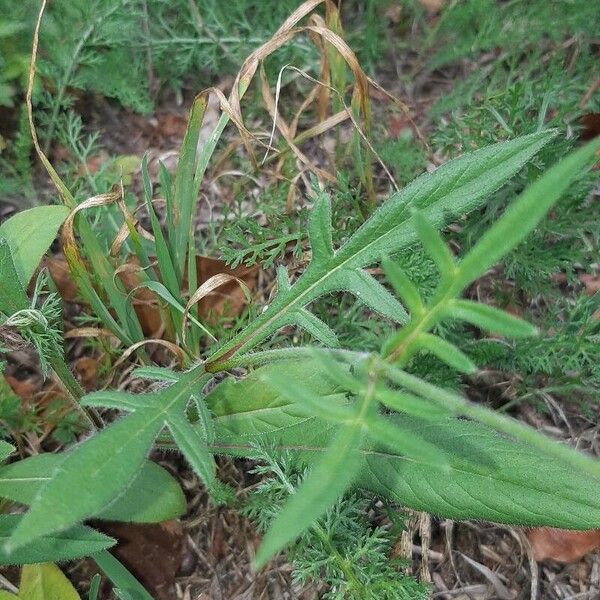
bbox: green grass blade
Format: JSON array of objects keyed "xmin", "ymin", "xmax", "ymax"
[{"xmin": 92, "ymin": 550, "xmax": 154, "ymax": 600}]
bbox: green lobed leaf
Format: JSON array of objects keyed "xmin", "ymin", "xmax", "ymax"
[
  {"xmin": 7, "ymin": 411, "xmax": 165, "ymax": 551},
  {"xmin": 7, "ymin": 366, "xmax": 207, "ymax": 550},
  {"xmin": 0, "ymin": 453, "xmax": 185, "ymax": 525},
  {"xmin": 0, "ymin": 205, "xmax": 69, "ymax": 286},
  {"xmin": 207, "ymin": 131, "xmax": 555, "ymax": 365},
  {"xmin": 0, "ymin": 516, "xmax": 115, "ymax": 565}
]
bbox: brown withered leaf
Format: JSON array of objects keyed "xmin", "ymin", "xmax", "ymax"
[
  {"xmin": 194, "ymin": 255, "xmax": 258, "ymax": 320},
  {"xmin": 526, "ymin": 528, "xmax": 600, "ymax": 562},
  {"xmin": 99, "ymin": 521, "xmax": 184, "ymax": 600}
]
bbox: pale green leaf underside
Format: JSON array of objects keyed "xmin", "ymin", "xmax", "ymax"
[
  {"xmin": 205, "ymin": 361, "xmax": 600, "ymax": 529},
  {"xmin": 0, "ymin": 205, "xmax": 69, "ymax": 286},
  {"xmin": 0, "ymin": 515, "xmax": 114, "ymax": 565}
]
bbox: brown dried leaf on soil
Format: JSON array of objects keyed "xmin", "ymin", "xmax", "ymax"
[{"xmin": 526, "ymin": 528, "xmax": 600, "ymax": 563}]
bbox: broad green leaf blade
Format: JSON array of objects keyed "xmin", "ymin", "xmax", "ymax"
[
  {"xmin": 207, "ymin": 361, "xmax": 600, "ymax": 529},
  {"xmin": 19, "ymin": 563, "xmax": 81, "ymax": 600},
  {"xmin": 415, "ymin": 333, "xmax": 478, "ymax": 374},
  {"xmin": 380, "ymin": 362, "xmax": 600, "ymax": 480},
  {"xmin": 8, "ymin": 410, "xmax": 164, "ymax": 550},
  {"xmin": 445, "ymin": 299, "xmax": 538, "ymax": 337},
  {"xmin": 261, "ymin": 371, "xmax": 357, "ymax": 424},
  {"xmin": 166, "ymin": 412, "xmax": 217, "ymax": 490},
  {"xmin": 0, "ymin": 240, "xmax": 29, "ymax": 313},
  {"xmin": 382, "ymin": 256, "xmax": 424, "ymax": 316},
  {"xmin": 0, "ymin": 516, "xmax": 115, "ymax": 565},
  {"xmin": 0, "ymin": 455, "xmax": 185, "ymax": 523},
  {"xmin": 206, "ymin": 361, "xmax": 346, "ymax": 446},
  {"xmin": 376, "ymin": 388, "xmax": 451, "ymax": 420},
  {"xmin": 0, "ymin": 205, "xmax": 69, "ymax": 286},
  {"xmin": 291, "ymin": 309, "xmax": 340, "ymax": 347},
  {"xmin": 361, "ymin": 415, "xmax": 600, "ymax": 529},
  {"xmin": 364, "ymin": 413, "xmax": 450, "ymax": 471},
  {"xmin": 254, "ymin": 424, "xmax": 363, "ymax": 568},
  {"xmin": 455, "ymin": 137, "xmax": 600, "ymax": 289},
  {"xmin": 0, "ymin": 441, "xmax": 14, "ymax": 463},
  {"xmin": 0, "ymin": 591, "xmax": 18, "ymax": 599},
  {"xmin": 308, "ymin": 194, "xmax": 334, "ymax": 261}
]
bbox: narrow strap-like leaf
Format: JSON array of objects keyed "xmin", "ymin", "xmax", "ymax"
[
  {"xmin": 413, "ymin": 211, "xmax": 455, "ymax": 274},
  {"xmin": 254, "ymin": 423, "xmax": 363, "ymax": 568},
  {"xmin": 455, "ymin": 137, "xmax": 600, "ymax": 289},
  {"xmin": 166, "ymin": 411, "xmax": 217, "ymax": 491},
  {"xmin": 81, "ymin": 390, "xmax": 153, "ymax": 411},
  {"xmin": 382, "ymin": 256, "xmax": 424, "ymax": 316},
  {"xmin": 444, "ymin": 299, "xmax": 538, "ymax": 337},
  {"xmin": 415, "ymin": 333, "xmax": 478, "ymax": 374},
  {"xmin": 291, "ymin": 309, "xmax": 340, "ymax": 347}
]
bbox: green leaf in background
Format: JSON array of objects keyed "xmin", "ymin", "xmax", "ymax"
[
  {"xmin": 0, "ymin": 516, "xmax": 115, "ymax": 565},
  {"xmin": 0, "ymin": 205, "xmax": 69, "ymax": 286},
  {"xmin": 0, "ymin": 592, "xmax": 18, "ymax": 599},
  {"xmin": 19, "ymin": 563, "xmax": 81, "ymax": 600},
  {"xmin": 0, "ymin": 454, "xmax": 186, "ymax": 523}
]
